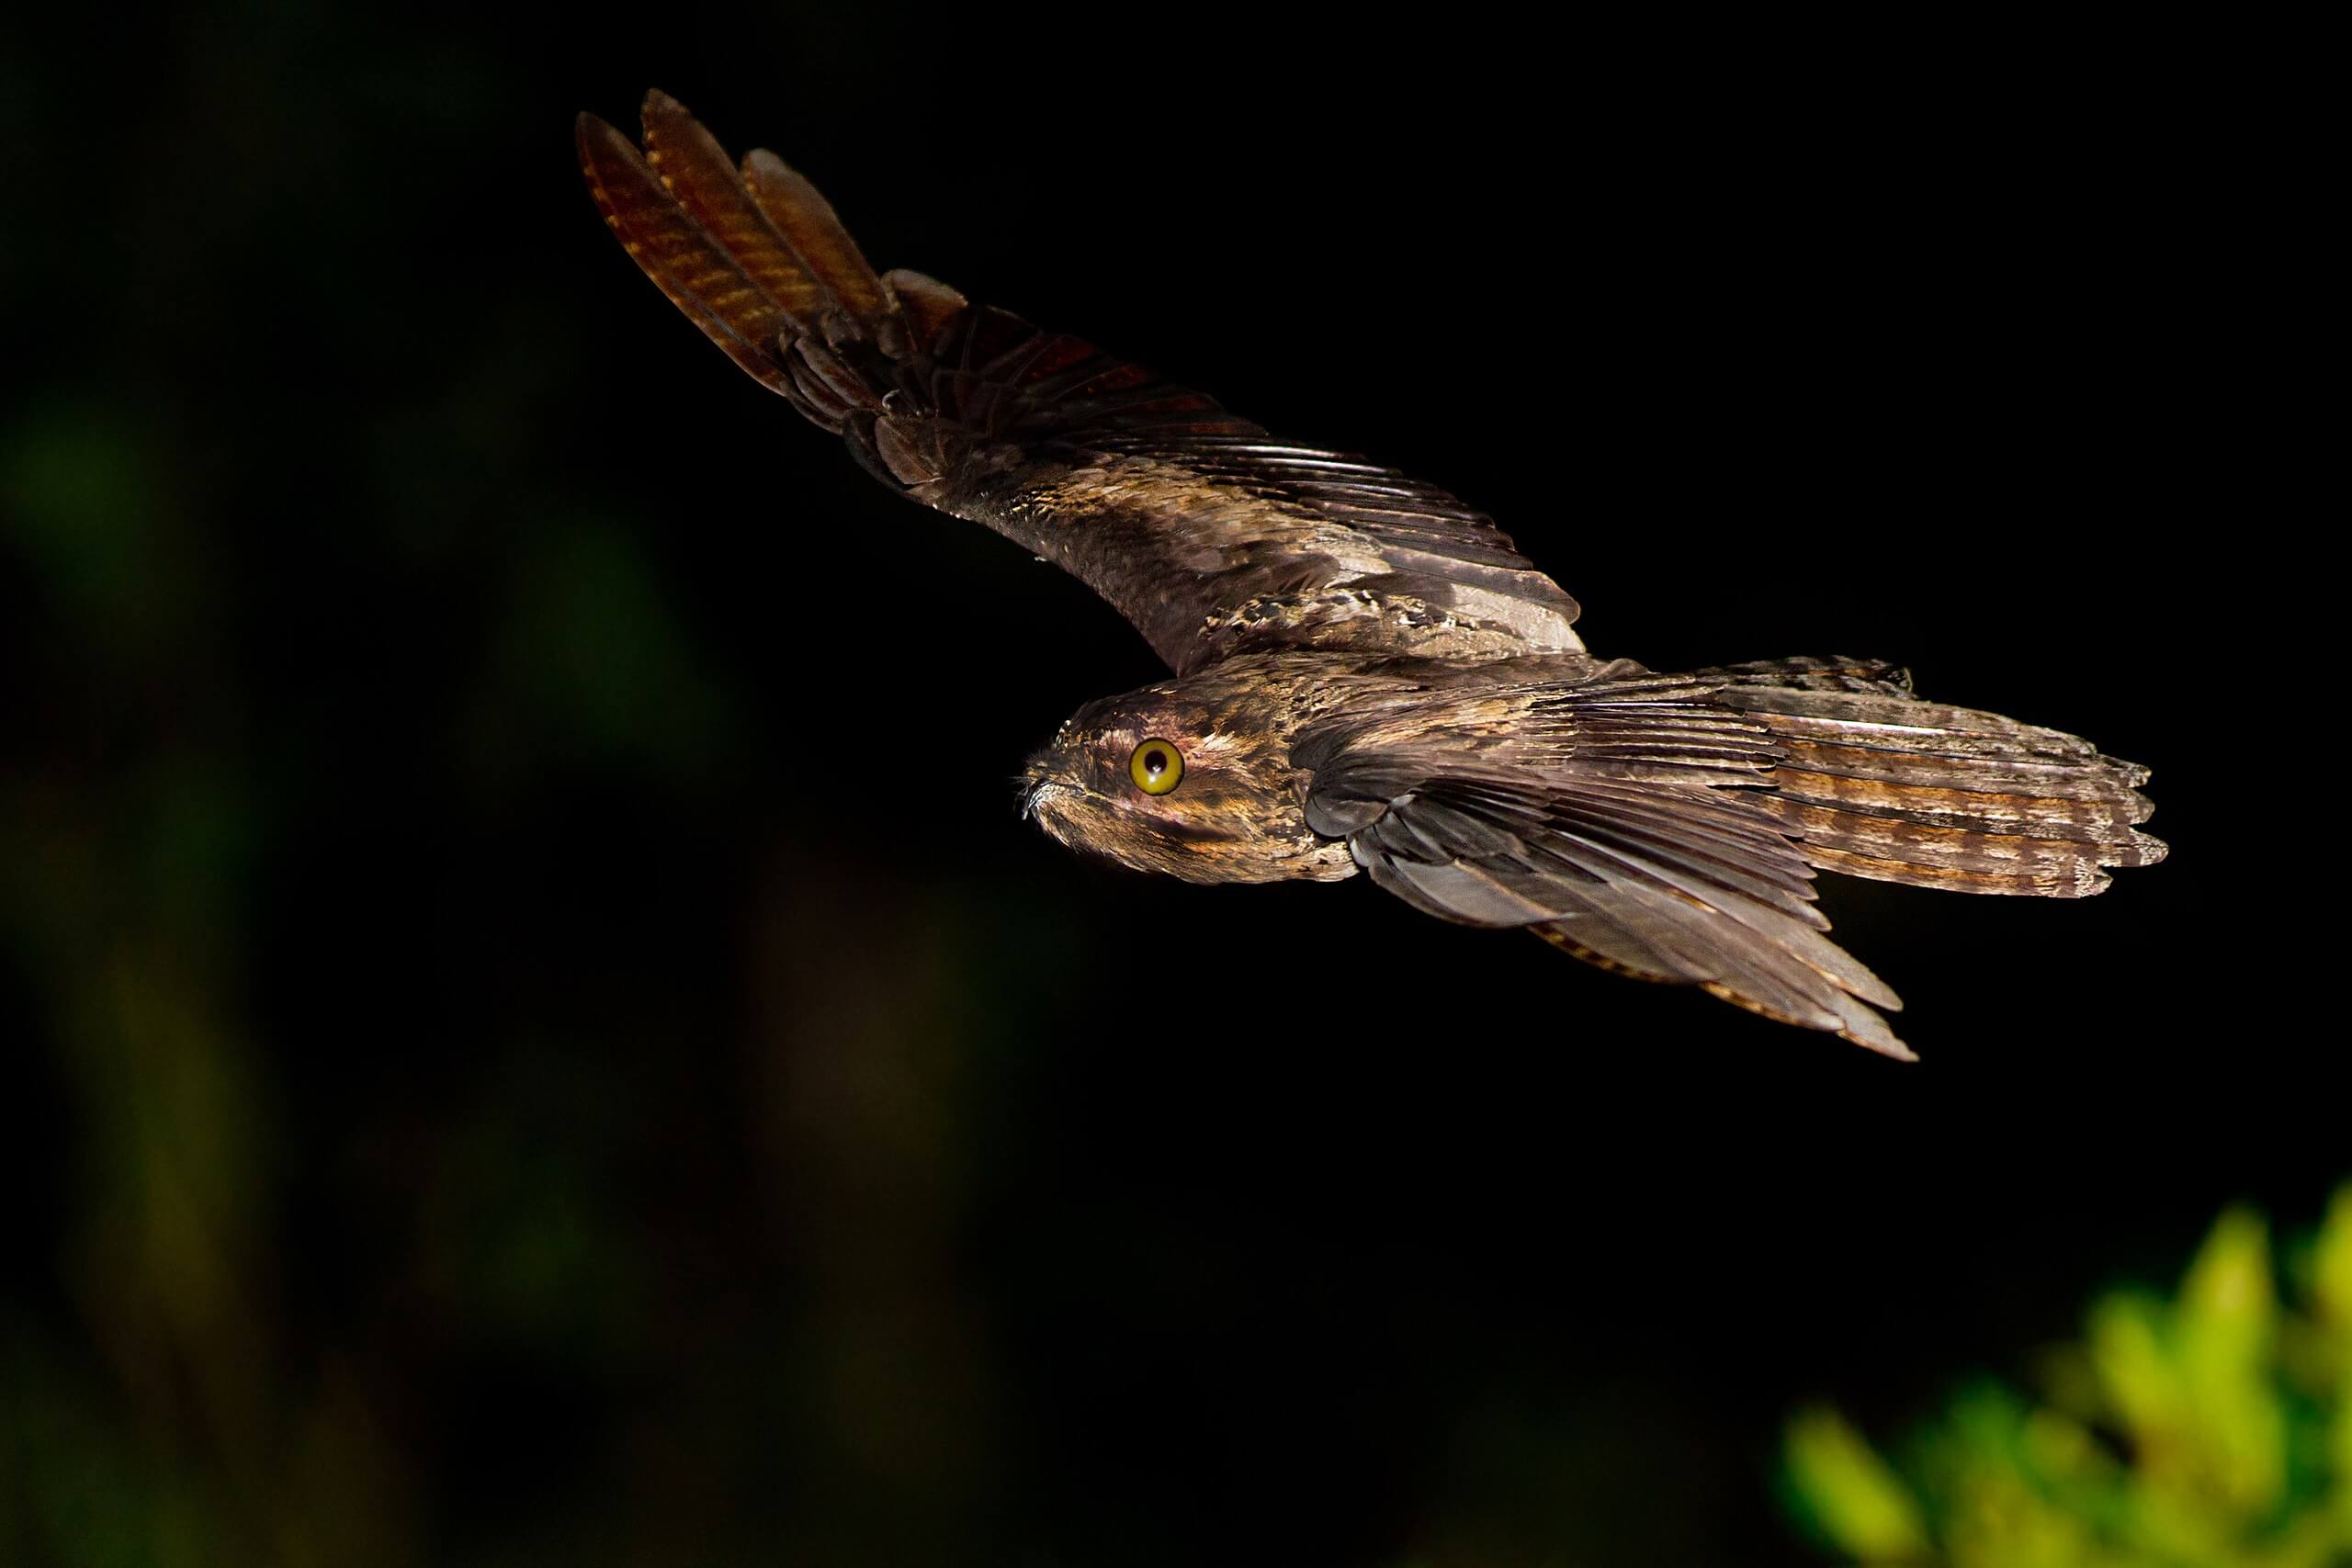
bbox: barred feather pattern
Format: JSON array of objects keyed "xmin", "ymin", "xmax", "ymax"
[
  {"xmin": 577, "ymin": 92, "xmax": 1584, "ymax": 672},
  {"xmin": 1703, "ymin": 659, "xmax": 2166, "ymax": 897},
  {"xmin": 1295, "ymin": 660, "xmax": 1917, "ymax": 1058},
  {"xmin": 1293, "ymin": 655, "xmax": 2163, "ymax": 1058},
  {"xmin": 579, "ymin": 96, "xmax": 2166, "ymax": 1056}
]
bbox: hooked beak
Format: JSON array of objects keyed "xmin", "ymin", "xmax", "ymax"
[
  {"xmin": 1016, "ymin": 753, "xmax": 1060, "ymax": 823},
  {"xmin": 1017, "ymin": 754, "xmax": 1097, "ymax": 854}
]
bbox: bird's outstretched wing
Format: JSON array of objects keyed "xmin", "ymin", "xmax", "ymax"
[
  {"xmin": 1294, "ymin": 665, "xmax": 1917, "ymax": 1057},
  {"xmin": 576, "ymin": 92, "xmax": 1581, "ymax": 673},
  {"xmin": 1300, "ymin": 654, "xmax": 2165, "ymax": 1055}
]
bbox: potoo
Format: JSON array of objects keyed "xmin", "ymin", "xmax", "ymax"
[{"xmin": 577, "ymin": 93, "xmax": 2164, "ymax": 1058}]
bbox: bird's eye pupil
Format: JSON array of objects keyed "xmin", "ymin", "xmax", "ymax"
[{"xmin": 1128, "ymin": 737, "xmax": 1184, "ymax": 795}]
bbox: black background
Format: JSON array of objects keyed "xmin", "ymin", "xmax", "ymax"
[{"xmin": 0, "ymin": 8, "xmax": 2310, "ymax": 1564}]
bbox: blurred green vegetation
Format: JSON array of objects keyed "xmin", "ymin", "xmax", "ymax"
[{"xmin": 1783, "ymin": 1190, "xmax": 2352, "ymax": 1567}]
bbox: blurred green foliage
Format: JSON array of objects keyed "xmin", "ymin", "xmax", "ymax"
[{"xmin": 1783, "ymin": 1190, "xmax": 2352, "ymax": 1567}]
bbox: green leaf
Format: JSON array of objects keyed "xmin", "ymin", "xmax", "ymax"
[
  {"xmin": 2088, "ymin": 1293, "xmax": 2178, "ymax": 1444},
  {"xmin": 1783, "ymin": 1405, "xmax": 1930, "ymax": 1560},
  {"xmin": 2177, "ymin": 1208, "xmax": 2286, "ymax": 1515},
  {"xmin": 2314, "ymin": 1185, "xmax": 2352, "ymax": 1334}
]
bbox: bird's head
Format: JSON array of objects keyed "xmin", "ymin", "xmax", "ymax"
[{"xmin": 1018, "ymin": 682, "xmax": 1354, "ymax": 886}]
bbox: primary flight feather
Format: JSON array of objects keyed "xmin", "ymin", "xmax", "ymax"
[{"xmin": 577, "ymin": 91, "xmax": 2165, "ymax": 1059}]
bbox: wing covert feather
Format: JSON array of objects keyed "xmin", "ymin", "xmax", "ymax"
[{"xmin": 1298, "ymin": 674, "xmax": 1916, "ymax": 1059}]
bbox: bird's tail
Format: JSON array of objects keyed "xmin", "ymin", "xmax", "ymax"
[{"xmin": 1701, "ymin": 657, "xmax": 2166, "ymax": 897}]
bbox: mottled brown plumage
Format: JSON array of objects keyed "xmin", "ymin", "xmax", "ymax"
[{"xmin": 578, "ymin": 92, "xmax": 2165, "ymax": 1058}]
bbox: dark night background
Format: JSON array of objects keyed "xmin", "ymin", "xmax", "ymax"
[{"xmin": 0, "ymin": 8, "xmax": 2313, "ymax": 1565}]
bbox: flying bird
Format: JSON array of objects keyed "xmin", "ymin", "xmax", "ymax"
[{"xmin": 575, "ymin": 91, "xmax": 2165, "ymax": 1058}]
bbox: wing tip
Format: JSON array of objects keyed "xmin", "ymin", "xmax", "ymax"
[
  {"xmin": 741, "ymin": 144, "xmax": 804, "ymax": 184},
  {"xmin": 1702, "ymin": 981, "xmax": 1918, "ymax": 1062},
  {"xmin": 574, "ymin": 108, "xmax": 631, "ymax": 171},
  {"xmin": 639, "ymin": 88, "xmax": 707, "ymax": 165},
  {"xmin": 1838, "ymin": 1000, "xmax": 1918, "ymax": 1062}
]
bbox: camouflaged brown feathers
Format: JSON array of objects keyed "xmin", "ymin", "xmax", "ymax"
[{"xmin": 577, "ymin": 92, "xmax": 2165, "ymax": 1059}]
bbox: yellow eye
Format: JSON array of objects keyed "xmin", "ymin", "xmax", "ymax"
[{"xmin": 1128, "ymin": 738, "xmax": 1184, "ymax": 795}]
